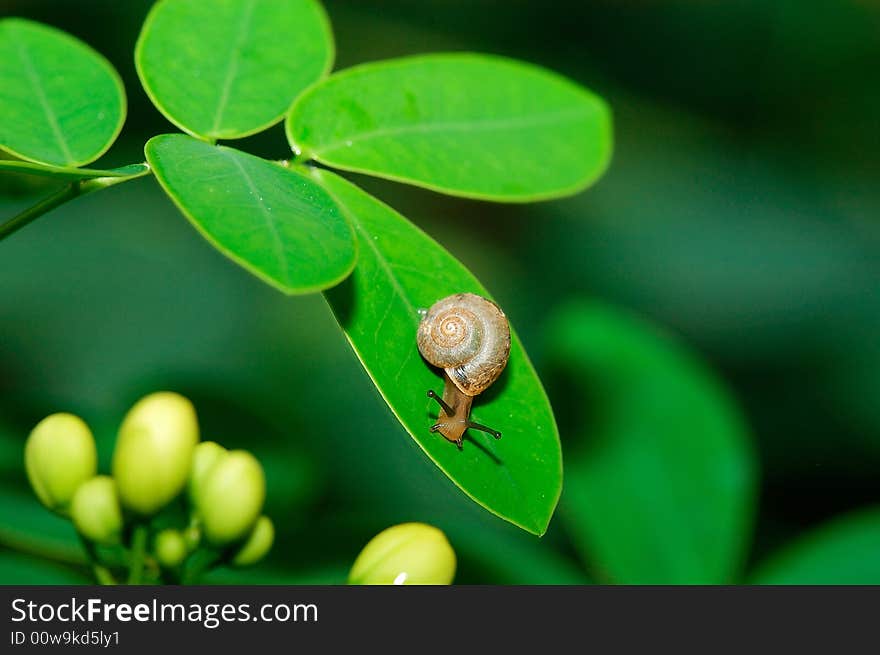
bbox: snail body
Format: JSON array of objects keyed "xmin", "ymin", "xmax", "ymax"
[{"xmin": 417, "ymin": 293, "xmax": 510, "ymax": 449}]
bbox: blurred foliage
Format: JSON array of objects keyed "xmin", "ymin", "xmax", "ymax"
[
  {"xmin": 2, "ymin": 0, "xmax": 880, "ymax": 583},
  {"xmin": 751, "ymin": 508, "xmax": 880, "ymax": 584},
  {"xmin": 546, "ymin": 302, "xmax": 755, "ymax": 584}
]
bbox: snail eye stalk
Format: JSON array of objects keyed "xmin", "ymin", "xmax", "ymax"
[
  {"xmin": 427, "ymin": 389, "xmax": 455, "ymax": 417},
  {"xmin": 466, "ymin": 421, "xmax": 502, "ymax": 440}
]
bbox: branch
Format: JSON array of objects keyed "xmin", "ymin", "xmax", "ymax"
[{"xmin": 0, "ymin": 164, "xmax": 150, "ymax": 242}]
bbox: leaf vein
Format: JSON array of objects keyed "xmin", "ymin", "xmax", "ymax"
[
  {"xmin": 13, "ymin": 30, "xmax": 74, "ymax": 163},
  {"xmin": 321, "ymin": 183, "xmax": 419, "ymax": 322},
  {"xmin": 210, "ymin": 0, "xmax": 257, "ymax": 134},
  {"xmin": 223, "ymin": 151, "xmax": 289, "ymax": 284},
  {"xmin": 314, "ymin": 107, "xmax": 589, "ymax": 157}
]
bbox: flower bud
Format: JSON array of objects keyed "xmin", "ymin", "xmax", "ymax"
[
  {"xmin": 195, "ymin": 450, "xmax": 265, "ymax": 545},
  {"xmin": 153, "ymin": 529, "xmax": 188, "ymax": 568},
  {"xmin": 348, "ymin": 523, "xmax": 456, "ymax": 585},
  {"xmin": 188, "ymin": 441, "xmax": 226, "ymax": 503},
  {"xmin": 70, "ymin": 476, "xmax": 123, "ymax": 545},
  {"xmin": 24, "ymin": 413, "xmax": 97, "ymax": 514},
  {"xmin": 112, "ymin": 392, "xmax": 199, "ymax": 516},
  {"xmin": 231, "ymin": 516, "xmax": 274, "ymax": 567}
]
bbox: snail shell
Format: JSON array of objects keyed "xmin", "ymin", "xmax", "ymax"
[{"xmin": 417, "ymin": 293, "xmax": 511, "ymax": 396}]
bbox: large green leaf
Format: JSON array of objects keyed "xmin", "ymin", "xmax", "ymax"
[
  {"xmin": 136, "ymin": 0, "xmax": 334, "ymax": 140},
  {"xmin": 0, "ymin": 18, "xmax": 126, "ymax": 167},
  {"xmin": 751, "ymin": 508, "xmax": 880, "ymax": 584},
  {"xmin": 546, "ymin": 302, "xmax": 756, "ymax": 583},
  {"xmin": 145, "ymin": 134, "xmax": 355, "ymax": 294},
  {"xmin": 309, "ymin": 168, "xmax": 561, "ymax": 535},
  {"xmin": 287, "ymin": 53, "xmax": 612, "ymax": 202}
]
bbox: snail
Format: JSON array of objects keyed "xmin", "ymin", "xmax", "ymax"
[{"xmin": 417, "ymin": 293, "xmax": 510, "ymax": 450}]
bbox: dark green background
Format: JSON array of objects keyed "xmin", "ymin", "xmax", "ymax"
[{"xmin": 2, "ymin": 0, "xmax": 879, "ymax": 584}]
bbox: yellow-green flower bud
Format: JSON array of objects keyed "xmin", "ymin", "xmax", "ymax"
[
  {"xmin": 195, "ymin": 450, "xmax": 265, "ymax": 545},
  {"xmin": 153, "ymin": 528, "xmax": 188, "ymax": 568},
  {"xmin": 70, "ymin": 476, "xmax": 123, "ymax": 545},
  {"xmin": 188, "ymin": 441, "xmax": 226, "ymax": 503},
  {"xmin": 231, "ymin": 516, "xmax": 274, "ymax": 567},
  {"xmin": 348, "ymin": 523, "xmax": 456, "ymax": 585},
  {"xmin": 24, "ymin": 413, "xmax": 97, "ymax": 515},
  {"xmin": 112, "ymin": 392, "xmax": 199, "ymax": 516}
]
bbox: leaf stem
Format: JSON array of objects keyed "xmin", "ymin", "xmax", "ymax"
[
  {"xmin": 288, "ymin": 143, "xmax": 315, "ymax": 167},
  {"xmin": 0, "ymin": 164, "xmax": 150, "ymax": 242},
  {"xmin": 180, "ymin": 548, "xmax": 223, "ymax": 585},
  {"xmin": 77, "ymin": 533, "xmax": 117, "ymax": 586},
  {"xmin": 127, "ymin": 524, "xmax": 149, "ymax": 585}
]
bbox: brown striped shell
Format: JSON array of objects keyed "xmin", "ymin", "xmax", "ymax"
[{"xmin": 416, "ymin": 293, "xmax": 510, "ymax": 396}]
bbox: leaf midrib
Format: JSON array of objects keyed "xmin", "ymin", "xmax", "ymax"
[
  {"xmin": 210, "ymin": 0, "xmax": 257, "ymax": 135},
  {"xmin": 12, "ymin": 28, "xmax": 74, "ymax": 164},
  {"xmin": 223, "ymin": 151, "xmax": 290, "ymax": 284},
  {"xmin": 311, "ymin": 107, "xmax": 590, "ymax": 157},
  {"xmin": 323, "ymin": 183, "xmax": 418, "ymax": 320}
]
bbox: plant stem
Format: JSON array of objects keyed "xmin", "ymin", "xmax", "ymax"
[
  {"xmin": 0, "ymin": 165, "xmax": 150, "ymax": 242},
  {"xmin": 0, "ymin": 183, "xmax": 80, "ymax": 241},
  {"xmin": 127, "ymin": 524, "xmax": 149, "ymax": 585},
  {"xmin": 77, "ymin": 534, "xmax": 117, "ymax": 586},
  {"xmin": 289, "ymin": 143, "xmax": 314, "ymax": 166},
  {"xmin": 181, "ymin": 548, "xmax": 223, "ymax": 585},
  {"xmin": 0, "ymin": 528, "xmax": 85, "ymax": 566}
]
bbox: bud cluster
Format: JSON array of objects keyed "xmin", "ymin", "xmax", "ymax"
[{"xmin": 24, "ymin": 392, "xmax": 274, "ymax": 584}]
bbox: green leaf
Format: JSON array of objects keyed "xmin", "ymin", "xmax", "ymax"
[
  {"xmin": 546, "ymin": 302, "xmax": 756, "ymax": 583},
  {"xmin": 751, "ymin": 508, "xmax": 880, "ymax": 584},
  {"xmin": 309, "ymin": 168, "xmax": 561, "ymax": 535},
  {"xmin": 0, "ymin": 159, "xmax": 149, "ymax": 181},
  {"xmin": 0, "ymin": 18, "xmax": 126, "ymax": 167},
  {"xmin": 0, "ymin": 550, "xmax": 89, "ymax": 585},
  {"xmin": 0, "ymin": 490, "xmax": 84, "ymax": 569},
  {"xmin": 145, "ymin": 134, "xmax": 355, "ymax": 294},
  {"xmin": 136, "ymin": 0, "xmax": 334, "ymax": 140},
  {"xmin": 447, "ymin": 524, "xmax": 589, "ymax": 584},
  {"xmin": 287, "ymin": 53, "xmax": 612, "ymax": 202}
]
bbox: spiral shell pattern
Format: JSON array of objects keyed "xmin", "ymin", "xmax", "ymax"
[{"xmin": 417, "ymin": 293, "xmax": 510, "ymax": 396}]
